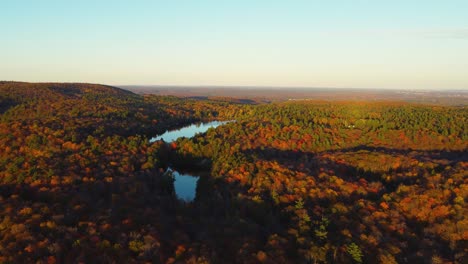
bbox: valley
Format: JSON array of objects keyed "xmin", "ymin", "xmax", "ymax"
[{"xmin": 0, "ymin": 82, "xmax": 466, "ymax": 263}]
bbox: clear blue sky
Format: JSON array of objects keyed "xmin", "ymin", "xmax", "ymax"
[{"xmin": 1, "ymin": 1, "xmax": 467, "ymax": 89}]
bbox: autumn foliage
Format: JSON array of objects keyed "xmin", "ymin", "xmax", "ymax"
[{"xmin": 0, "ymin": 82, "xmax": 467, "ymax": 263}]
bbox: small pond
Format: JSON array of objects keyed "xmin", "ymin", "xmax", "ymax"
[
  {"xmin": 164, "ymin": 168, "xmax": 199, "ymax": 201},
  {"xmin": 150, "ymin": 120, "xmax": 232, "ymax": 201}
]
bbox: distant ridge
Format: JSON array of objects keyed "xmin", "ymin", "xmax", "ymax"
[
  {"xmin": 0, "ymin": 82, "xmax": 142, "ymax": 115},
  {"xmin": 0, "ymin": 81, "xmax": 136, "ymax": 102}
]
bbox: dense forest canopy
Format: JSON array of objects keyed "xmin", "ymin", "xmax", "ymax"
[{"xmin": 0, "ymin": 82, "xmax": 466, "ymax": 263}]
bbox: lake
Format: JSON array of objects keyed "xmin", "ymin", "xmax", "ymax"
[
  {"xmin": 150, "ymin": 120, "xmax": 232, "ymax": 201},
  {"xmin": 149, "ymin": 120, "xmax": 231, "ymax": 143}
]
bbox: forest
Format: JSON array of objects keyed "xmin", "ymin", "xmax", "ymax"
[{"xmin": 0, "ymin": 82, "xmax": 467, "ymax": 263}]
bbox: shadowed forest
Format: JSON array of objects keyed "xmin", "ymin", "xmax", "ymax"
[{"xmin": 0, "ymin": 82, "xmax": 467, "ymax": 263}]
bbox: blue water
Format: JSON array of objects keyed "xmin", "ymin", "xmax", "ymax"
[
  {"xmin": 149, "ymin": 120, "xmax": 231, "ymax": 143},
  {"xmin": 151, "ymin": 120, "xmax": 232, "ymax": 201},
  {"xmin": 165, "ymin": 168, "xmax": 199, "ymax": 201}
]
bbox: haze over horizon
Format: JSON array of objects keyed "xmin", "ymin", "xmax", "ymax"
[{"xmin": 2, "ymin": 1, "xmax": 468, "ymax": 90}]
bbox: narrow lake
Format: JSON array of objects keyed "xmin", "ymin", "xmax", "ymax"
[
  {"xmin": 149, "ymin": 120, "xmax": 231, "ymax": 143},
  {"xmin": 150, "ymin": 120, "xmax": 232, "ymax": 201}
]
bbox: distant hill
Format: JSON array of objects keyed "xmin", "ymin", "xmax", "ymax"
[
  {"xmin": 0, "ymin": 81, "xmax": 142, "ymax": 115},
  {"xmin": 0, "ymin": 81, "xmax": 136, "ymax": 102}
]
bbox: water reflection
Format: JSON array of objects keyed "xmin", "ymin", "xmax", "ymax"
[
  {"xmin": 150, "ymin": 120, "xmax": 231, "ymax": 143},
  {"xmin": 151, "ymin": 120, "xmax": 233, "ymax": 201},
  {"xmin": 165, "ymin": 168, "xmax": 199, "ymax": 201}
]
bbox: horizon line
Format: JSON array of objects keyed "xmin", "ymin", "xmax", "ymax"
[
  {"xmin": 117, "ymin": 84, "xmax": 468, "ymax": 92},
  {"xmin": 2, "ymin": 80, "xmax": 467, "ymax": 91}
]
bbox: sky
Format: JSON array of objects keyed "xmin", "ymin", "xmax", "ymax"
[{"xmin": 1, "ymin": 0, "xmax": 467, "ymax": 89}]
